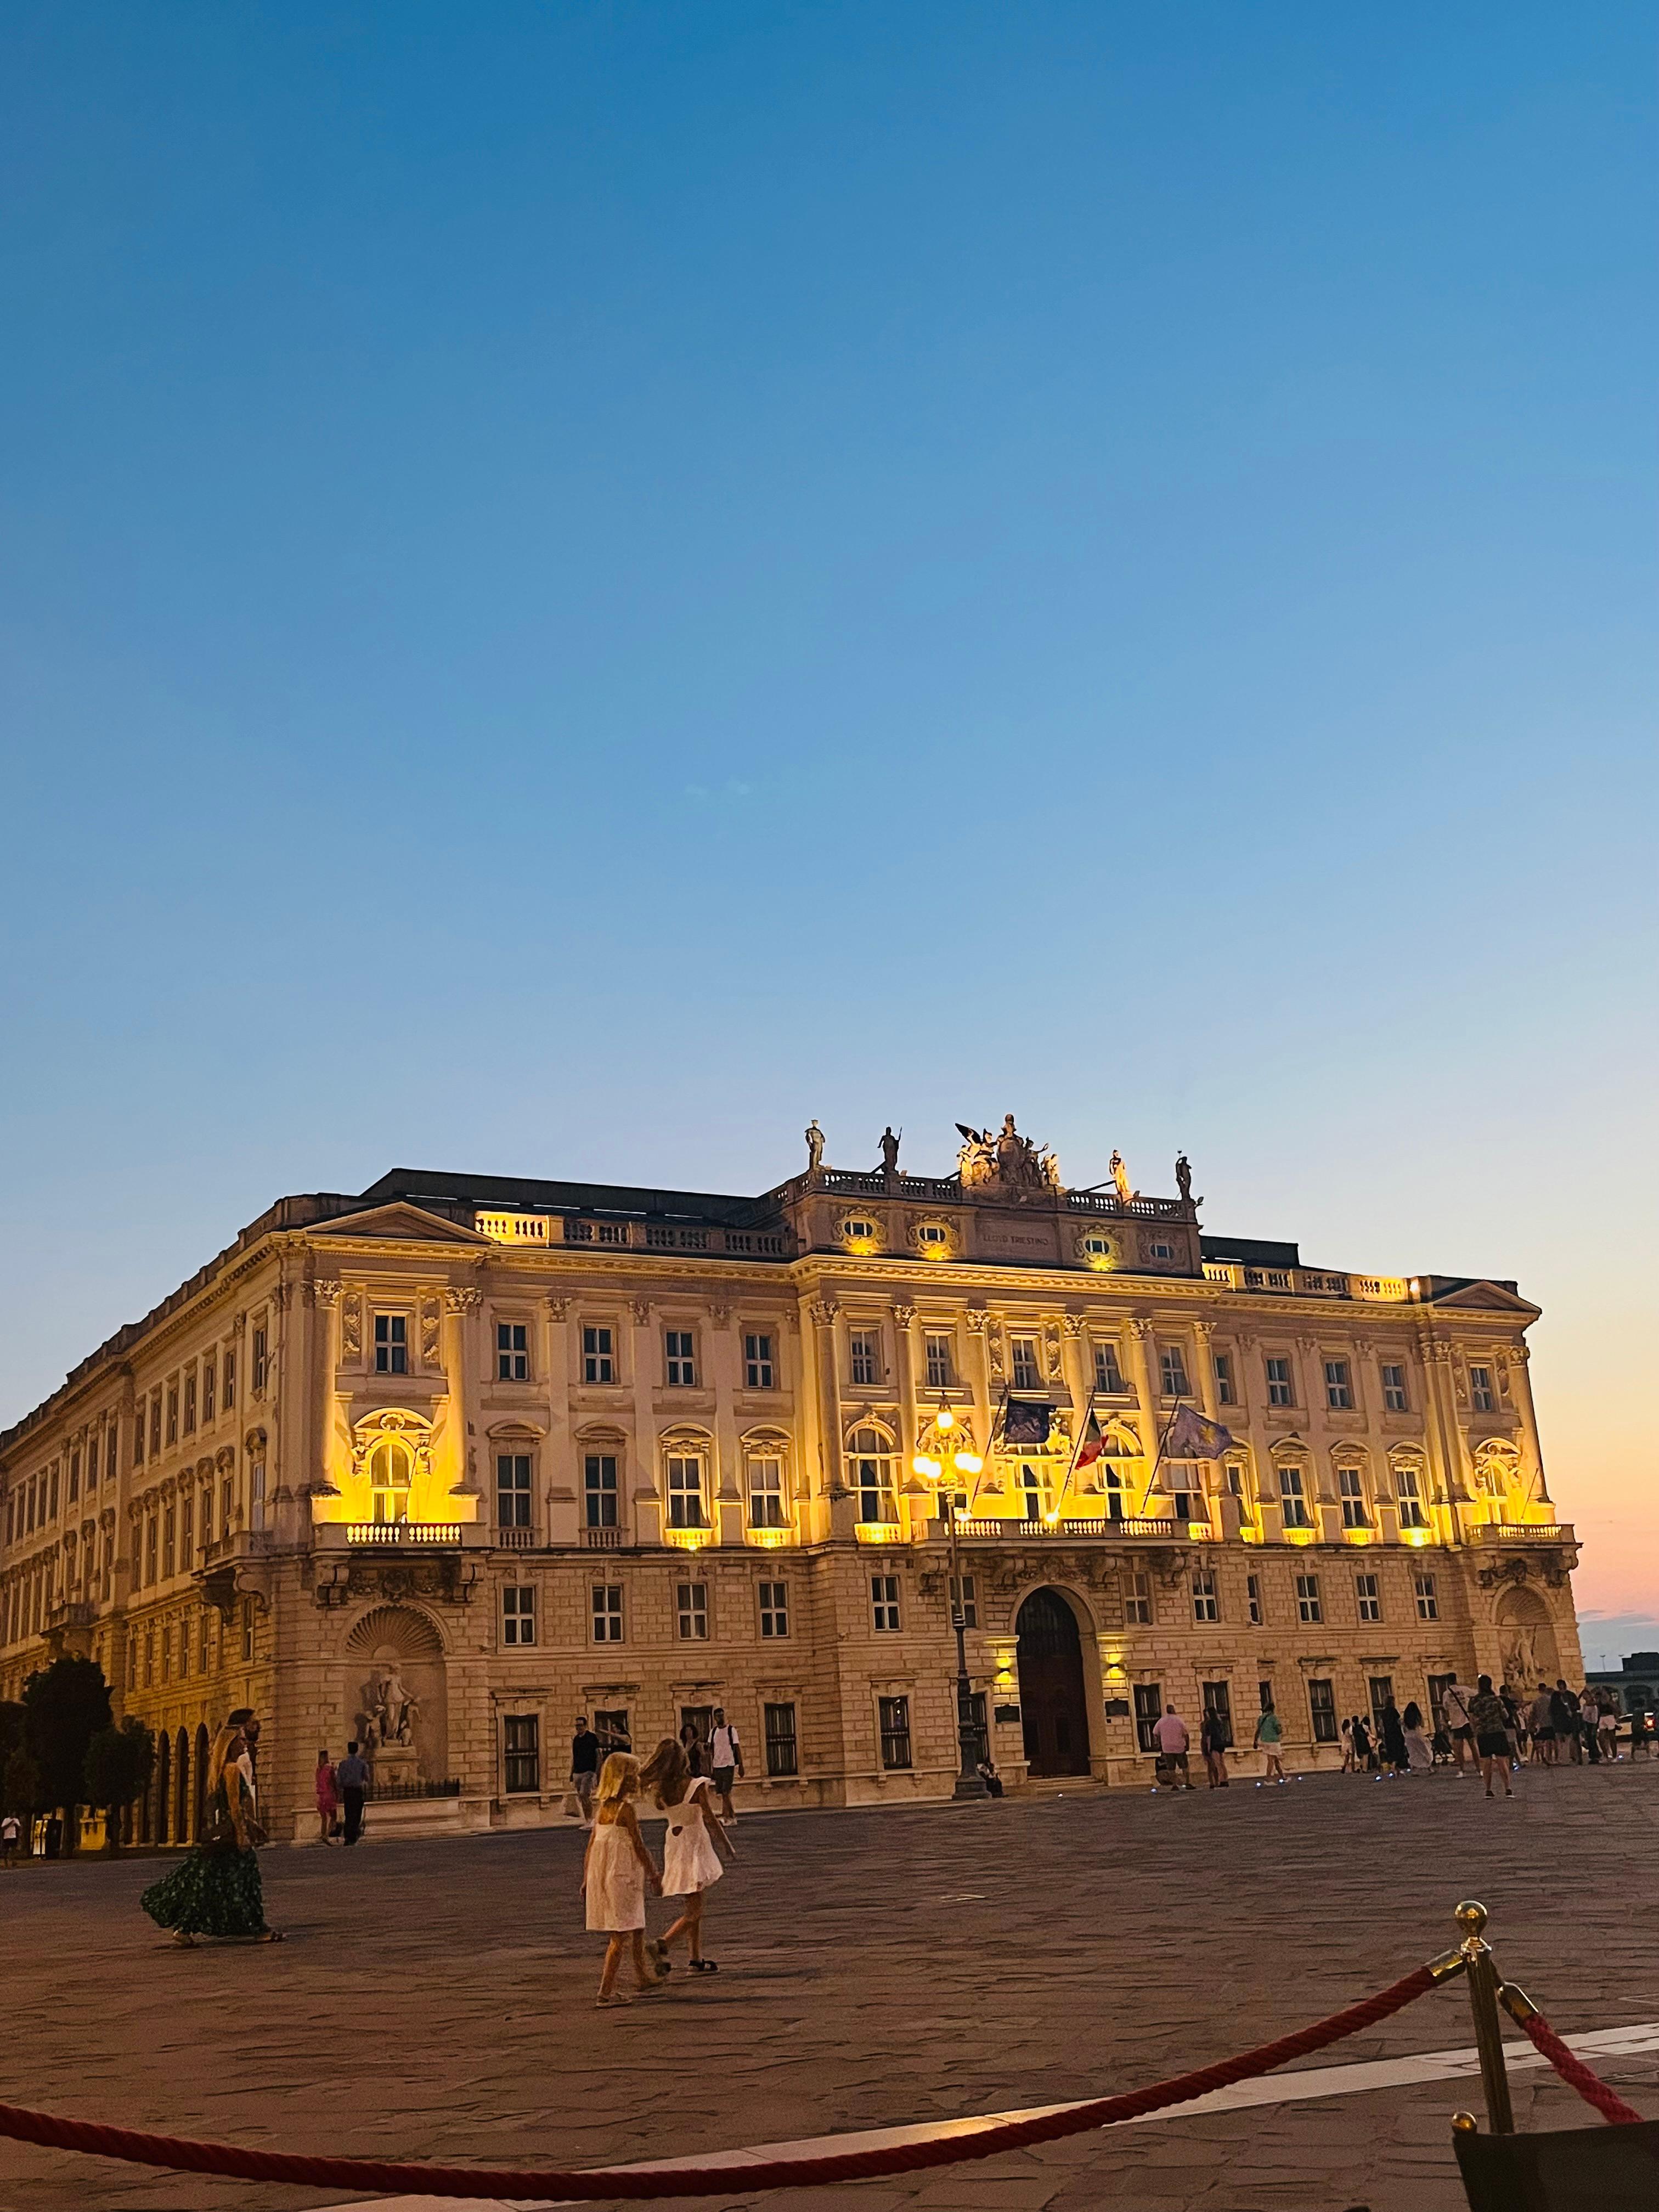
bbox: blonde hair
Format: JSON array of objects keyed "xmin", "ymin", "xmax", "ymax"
[
  {"xmin": 595, "ymin": 1752, "xmax": 639, "ymax": 1808},
  {"xmin": 206, "ymin": 1725, "xmax": 245, "ymax": 1801},
  {"xmin": 640, "ymin": 1736, "xmax": 691, "ymax": 1808}
]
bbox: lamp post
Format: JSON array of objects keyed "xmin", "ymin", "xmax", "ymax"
[{"xmin": 913, "ymin": 1406, "xmax": 990, "ymax": 1802}]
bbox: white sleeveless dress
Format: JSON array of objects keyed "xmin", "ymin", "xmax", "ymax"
[
  {"xmin": 584, "ymin": 1816, "xmax": 646, "ymax": 1931},
  {"xmin": 662, "ymin": 1778, "xmax": 724, "ymax": 1898}
]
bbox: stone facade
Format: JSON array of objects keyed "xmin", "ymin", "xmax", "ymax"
[{"xmin": 0, "ymin": 1126, "xmax": 1583, "ymax": 1841}]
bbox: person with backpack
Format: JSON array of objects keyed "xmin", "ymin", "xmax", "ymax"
[
  {"xmin": 708, "ymin": 1708, "xmax": 744, "ymax": 1823},
  {"xmin": 1440, "ymin": 1674, "xmax": 1476, "ymax": 1770}
]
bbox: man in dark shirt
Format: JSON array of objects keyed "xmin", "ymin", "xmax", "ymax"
[
  {"xmin": 336, "ymin": 1740, "xmax": 370, "ymax": 1846},
  {"xmin": 570, "ymin": 1716, "xmax": 601, "ymax": 1827}
]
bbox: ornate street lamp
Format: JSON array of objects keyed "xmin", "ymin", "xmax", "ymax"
[{"xmin": 913, "ymin": 1404, "xmax": 990, "ymax": 1802}]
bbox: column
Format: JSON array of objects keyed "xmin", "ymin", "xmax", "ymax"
[
  {"xmin": 1296, "ymin": 1332, "xmax": 1340, "ymax": 1542},
  {"xmin": 963, "ymin": 1308, "xmax": 995, "ymax": 1508},
  {"xmin": 1415, "ymin": 1328, "xmax": 1468, "ymax": 1542},
  {"xmin": 443, "ymin": 1284, "xmax": 484, "ymax": 1509},
  {"xmin": 708, "ymin": 1300, "xmax": 743, "ymax": 1545},
  {"xmin": 628, "ymin": 1297, "xmax": 661, "ymax": 1543},
  {"xmin": 543, "ymin": 1295, "xmax": 575, "ymax": 1544},
  {"xmin": 1125, "ymin": 1319, "xmax": 1160, "ymax": 1516},
  {"xmin": 1507, "ymin": 1342, "xmax": 1551, "ymax": 1509},
  {"xmin": 307, "ymin": 1279, "xmax": 341, "ymax": 1499},
  {"xmin": 1192, "ymin": 1319, "xmax": 1226, "ymax": 1536},
  {"xmin": 809, "ymin": 1300, "xmax": 851, "ymax": 1537}
]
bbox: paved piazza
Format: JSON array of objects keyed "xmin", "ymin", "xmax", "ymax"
[{"xmin": 4, "ymin": 1764, "xmax": 1658, "ymax": 2212}]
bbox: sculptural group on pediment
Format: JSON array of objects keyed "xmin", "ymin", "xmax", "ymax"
[{"xmin": 956, "ymin": 1114, "xmax": 1061, "ymax": 1194}]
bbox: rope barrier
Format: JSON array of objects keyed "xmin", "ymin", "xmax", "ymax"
[
  {"xmin": 1512, "ymin": 2008, "xmax": 1644, "ymax": 2128},
  {"xmin": 0, "ymin": 1960, "xmax": 1440, "ymax": 2200}
]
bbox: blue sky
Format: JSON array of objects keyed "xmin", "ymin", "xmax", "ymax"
[{"xmin": 2, "ymin": 4, "xmax": 1654, "ymax": 1636}]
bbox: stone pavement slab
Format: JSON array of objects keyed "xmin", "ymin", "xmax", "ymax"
[{"xmin": 1, "ymin": 1762, "xmax": 1657, "ymax": 2210}]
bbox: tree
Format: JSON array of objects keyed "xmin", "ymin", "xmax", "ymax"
[
  {"xmin": 22, "ymin": 1657, "xmax": 112, "ymax": 1853},
  {"xmin": 83, "ymin": 1719, "xmax": 154, "ymax": 1854},
  {"xmin": 0, "ymin": 1702, "xmax": 25, "ymax": 1812},
  {"xmin": 3, "ymin": 1748, "xmax": 42, "ymax": 1836}
]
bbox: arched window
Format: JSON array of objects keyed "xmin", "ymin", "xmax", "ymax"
[
  {"xmin": 848, "ymin": 1427, "xmax": 897, "ymax": 1525},
  {"xmin": 1336, "ymin": 1461, "xmax": 1370, "ymax": 1530},
  {"xmin": 666, "ymin": 1453, "xmax": 707, "ymax": 1530},
  {"xmin": 747, "ymin": 1454, "xmax": 787, "ymax": 1529},
  {"xmin": 1392, "ymin": 1454, "xmax": 1429, "ymax": 1527},
  {"xmin": 369, "ymin": 1441, "xmax": 412, "ymax": 1525}
]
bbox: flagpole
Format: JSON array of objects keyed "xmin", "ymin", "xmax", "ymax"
[
  {"xmin": 1135, "ymin": 1396, "xmax": 1181, "ymax": 1521},
  {"xmin": 1052, "ymin": 1386, "xmax": 1096, "ymax": 1522}
]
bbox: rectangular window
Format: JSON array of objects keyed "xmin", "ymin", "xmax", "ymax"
[
  {"xmin": 1356, "ymin": 1572, "xmax": 1381, "ymax": 1623},
  {"xmin": 1213, "ymin": 1352, "xmax": 1236, "ymax": 1404},
  {"xmin": 871, "ymin": 1573, "xmax": 901, "ymax": 1632},
  {"xmin": 1427, "ymin": 1673, "xmax": 1456, "ymax": 1734},
  {"xmin": 145, "ymin": 1515, "xmax": 158, "ymax": 1584},
  {"xmin": 149, "ymin": 1396, "xmax": 162, "ymax": 1454},
  {"xmin": 667, "ymin": 1456, "xmax": 707, "ymax": 1528},
  {"xmin": 1192, "ymin": 1568, "xmax": 1220, "ymax": 1623},
  {"xmin": 1160, "ymin": 1346, "xmax": 1189, "ymax": 1397},
  {"xmin": 1381, "ymin": 1362, "xmax": 1409, "ymax": 1413},
  {"xmin": 1125, "ymin": 1570, "xmax": 1153, "ymax": 1626},
  {"xmin": 1295, "ymin": 1572, "xmax": 1322, "ymax": 1624},
  {"xmin": 202, "ymin": 1361, "xmax": 216, "ymax": 1424},
  {"xmin": 1265, "ymin": 1356, "xmax": 1294, "ymax": 1407},
  {"xmin": 374, "ymin": 1314, "xmax": 407, "ymax": 1375},
  {"xmin": 1309, "ymin": 1678, "xmax": 1339, "ymax": 1743},
  {"xmin": 594, "ymin": 1707, "xmax": 631, "ymax": 1754},
  {"xmin": 1278, "ymin": 1465, "xmax": 1311, "ymax": 1527},
  {"xmin": 583, "ymin": 1453, "xmax": 618, "ymax": 1530},
  {"xmin": 849, "ymin": 1330, "xmax": 880, "ymax": 1387},
  {"xmin": 1368, "ymin": 1675, "xmax": 1395, "ymax": 1734},
  {"xmin": 1166, "ymin": 1462, "xmax": 1198, "ymax": 1525},
  {"xmin": 496, "ymin": 1322, "xmax": 529, "ymax": 1381},
  {"xmin": 748, "ymin": 1457, "xmax": 786, "ymax": 1528},
  {"xmin": 1133, "ymin": 1683, "xmax": 1163, "ymax": 1753},
  {"xmin": 67, "ymin": 1451, "xmax": 80, "ymax": 1506},
  {"xmin": 183, "ymin": 1373, "xmax": 196, "ymax": 1434},
  {"xmin": 496, "ymin": 1453, "xmax": 533, "ymax": 1530},
  {"xmin": 743, "ymin": 1332, "xmax": 775, "ymax": 1389},
  {"xmin": 582, "ymin": 1326, "xmax": 615, "ymax": 1384},
  {"xmin": 949, "ymin": 1572, "xmax": 977, "ymax": 1628},
  {"xmin": 1325, "ymin": 1359, "xmax": 1353, "ymax": 1410},
  {"xmin": 502, "ymin": 1586, "xmax": 536, "ymax": 1646},
  {"xmin": 759, "ymin": 1579, "xmax": 789, "ymax": 1638},
  {"xmin": 1011, "ymin": 1336, "xmax": 1041, "ymax": 1390},
  {"xmin": 166, "ymin": 1386, "xmax": 178, "ymax": 1445},
  {"xmin": 250, "ymin": 1459, "xmax": 267, "ymax": 1532},
  {"xmin": 252, "ymin": 1326, "xmax": 268, "ymax": 1392},
  {"xmin": 1093, "ymin": 1341, "xmax": 1124, "ymax": 1393},
  {"xmin": 1201, "ymin": 1680, "xmax": 1234, "ymax": 1748},
  {"xmin": 162, "ymin": 1506, "xmax": 176, "ymax": 1578},
  {"xmin": 221, "ymin": 1474, "xmax": 234, "ymax": 1536},
  {"xmin": 764, "ymin": 1701, "xmax": 798, "ymax": 1778},
  {"xmin": 1395, "ymin": 1465, "xmax": 1428, "ymax": 1527},
  {"xmin": 222, "ymin": 1350, "xmax": 236, "ymax": 1409},
  {"xmin": 878, "ymin": 1694, "xmax": 912, "ymax": 1769},
  {"xmin": 241, "ymin": 1597, "xmax": 254, "ymax": 1661},
  {"xmin": 664, "ymin": 1330, "xmax": 696, "ymax": 1387},
  {"xmin": 676, "ymin": 1581, "xmax": 709, "ymax": 1640},
  {"xmin": 1246, "ymin": 1572, "xmax": 1262, "ymax": 1625},
  {"xmin": 924, "ymin": 1333, "xmax": 954, "ymax": 1389},
  {"xmin": 591, "ymin": 1584, "xmax": 623, "ymax": 1642},
  {"xmin": 503, "ymin": 1714, "xmax": 540, "ymax": 1793},
  {"xmin": 180, "ymin": 1496, "xmax": 194, "ymax": 1560},
  {"xmin": 1338, "ymin": 1466, "xmax": 1369, "ymax": 1528},
  {"xmin": 1469, "ymin": 1364, "xmax": 1494, "ymax": 1413},
  {"xmin": 1414, "ymin": 1572, "xmax": 1440, "ymax": 1622},
  {"xmin": 851, "ymin": 1436, "xmax": 896, "ymax": 1525}
]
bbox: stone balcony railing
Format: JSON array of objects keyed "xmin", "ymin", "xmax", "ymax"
[{"xmin": 1470, "ymin": 1521, "xmax": 1572, "ymax": 1545}]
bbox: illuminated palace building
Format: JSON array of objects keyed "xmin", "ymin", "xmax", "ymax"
[{"xmin": 0, "ymin": 1121, "xmax": 1583, "ymax": 1841}]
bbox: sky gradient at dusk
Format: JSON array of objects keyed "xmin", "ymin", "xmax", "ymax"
[{"xmin": 1, "ymin": 5, "xmax": 1654, "ymax": 1653}]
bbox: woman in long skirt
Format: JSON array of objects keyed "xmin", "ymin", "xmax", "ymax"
[{"xmin": 142, "ymin": 1723, "xmax": 282, "ymax": 1944}]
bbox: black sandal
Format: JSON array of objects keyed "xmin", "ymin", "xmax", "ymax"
[{"xmin": 690, "ymin": 1958, "xmax": 718, "ymax": 1973}]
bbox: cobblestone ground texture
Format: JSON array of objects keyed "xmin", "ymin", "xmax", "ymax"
[{"xmin": 3, "ymin": 1760, "xmax": 1658, "ymax": 2212}]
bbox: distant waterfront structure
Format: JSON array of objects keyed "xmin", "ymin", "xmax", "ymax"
[{"xmin": 0, "ymin": 1119, "xmax": 1581, "ymax": 1841}]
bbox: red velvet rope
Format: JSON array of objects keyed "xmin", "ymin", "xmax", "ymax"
[
  {"xmin": 1517, "ymin": 2011, "xmax": 1644, "ymax": 2126},
  {"xmin": 0, "ymin": 1960, "xmax": 1438, "ymax": 2200}
]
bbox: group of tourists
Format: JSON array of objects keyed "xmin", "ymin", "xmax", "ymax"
[{"xmin": 1339, "ymin": 1674, "xmax": 1637, "ymax": 1798}]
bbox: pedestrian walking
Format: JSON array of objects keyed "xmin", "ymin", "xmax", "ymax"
[
  {"xmin": 1152, "ymin": 1703, "xmax": 1193, "ymax": 1789},
  {"xmin": 708, "ymin": 1708, "xmax": 744, "ymax": 1822},
  {"xmin": 0, "ymin": 1812, "xmax": 20, "ymax": 1865},
  {"xmin": 336, "ymin": 1740, "xmax": 370, "ymax": 1844},
  {"xmin": 1252, "ymin": 1700, "xmax": 1285, "ymax": 1785},
  {"xmin": 678, "ymin": 1718, "xmax": 704, "ymax": 1778},
  {"xmin": 582, "ymin": 1753, "xmax": 664, "ymax": 2008},
  {"xmin": 1528, "ymin": 1682, "xmax": 1556, "ymax": 1765},
  {"xmin": 1401, "ymin": 1701, "xmax": 1433, "ymax": 1773},
  {"xmin": 640, "ymin": 1736, "xmax": 734, "ymax": 1975},
  {"xmin": 1199, "ymin": 1708, "xmax": 1229, "ymax": 1788},
  {"xmin": 1551, "ymin": 1680, "xmax": 1581, "ymax": 1763},
  {"xmin": 1379, "ymin": 1699, "xmax": 1407, "ymax": 1776},
  {"xmin": 570, "ymin": 1715, "xmax": 601, "ymax": 1826},
  {"xmin": 1469, "ymin": 1675, "xmax": 1515, "ymax": 1799},
  {"xmin": 1351, "ymin": 1714, "xmax": 1373, "ymax": 1770},
  {"xmin": 1440, "ymin": 1674, "xmax": 1476, "ymax": 1771},
  {"xmin": 1340, "ymin": 1717, "xmax": 1356, "ymax": 1773},
  {"xmin": 140, "ymin": 1720, "xmax": 283, "ymax": 1943},
  {"xmin": 314, "ymin": 1748, "xmax": 340, "ymax": 1844},
  {"xmin": 1632, "ymin": 1707, "xmax": 1653, "ymax": 1759},
  {"xmin": 1500, "ymin": 1684, "xmax": 1526, "ymax": 1767},
  {"xmin": 1596, "ymin": 1690, "xmax": 1621, "ymax": 1764}
]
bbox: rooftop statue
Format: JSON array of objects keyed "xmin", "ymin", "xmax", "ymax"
[
  {"xmin": 956, "ymin": 1114, "xmax": 1061, "ymax": 1194},
  {"xmin": 878, "ymin": 1126, "xmax": 901, "ymax": 1176},
  {"xmin": 804, "ymin": 1119, "xmax": 825, "ymax": 1172},
  {"xmin": 1108, "ymin": 1150, "xmax": 1134, "ymax": 1206},
  {"xmin": 1175, "ymin": 1152, "xmax": 1193, "ymax": 1203}
]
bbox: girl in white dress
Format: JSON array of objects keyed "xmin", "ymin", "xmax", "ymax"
[
  {"xmin": 641, "ymin": 1737, "xmax": 733, "ymax": 1973},
  {"xmin": 582, "ymin": 1753, "xmax": 663, "ymax": 2007}
]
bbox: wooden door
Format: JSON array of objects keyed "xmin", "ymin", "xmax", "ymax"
[{"xmin": 1016, "ymin": 1589, "xmax": 1091, "ymax": 1776}]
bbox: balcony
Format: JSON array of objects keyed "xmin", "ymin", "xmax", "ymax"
[
  {"xmin": 1471, "ymin": 1522, "xmax": 1572, "ymax": 1545},
  {"xmin": 346, "ymin": 1522, "xmax": 464, "ymax": 1547},
  {"xmin": 946, "ymin": 1515, "xmax": 1180, "ymax": 1541}
]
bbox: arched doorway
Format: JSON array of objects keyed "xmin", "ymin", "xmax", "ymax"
[
  {"xmin": 1016, "ymin": 1589, "xmax": 1091, "ymax": 1776},
  {"xmin": 155, "ymin": 1731, "xmax": 171, "ymax": 1844},
  {"xmin": 174, "ymin": 1729, "xmax": 190, "ymax": 1841},
  {"xmin": 194, "ymin": 1724, "xmax": 210, "ymax": 1838}
]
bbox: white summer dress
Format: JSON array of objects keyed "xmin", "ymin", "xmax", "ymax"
[
  {"xmin": 662, "ymin": 1778, "xmax": 724, "ymax": 1898},
  {"xmin": 584, "ymin": 1816, "xmax": 646, "ymax": 1932}
]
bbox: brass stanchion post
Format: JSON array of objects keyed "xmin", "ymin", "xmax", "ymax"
[{"xmin": 1454, "ymin": 1900, "xmax": 1515, "ymax": 2134}]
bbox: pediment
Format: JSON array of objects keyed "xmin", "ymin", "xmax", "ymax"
[
  {"xmin": 1430, "ymin": 1280, "xmax": 1539, "ymax": 1318},
  {"xmin": 312, "ymin": 1201, "xmax": 492, "ymax": 1247}
]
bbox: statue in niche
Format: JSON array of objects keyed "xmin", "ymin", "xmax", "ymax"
[
  {"xmin": 1109, "ymin": 1150, "xmax": 1134, "ymax": 1207},
  {"xmin": 804, "ymin": 1119, "xmax": 825, "ymax": 1172},
  {"xmin": 1175, "ymin": 1152, "xmax": 1193, "ymax": 1203},
  {"xmin": 363, "ymin": 1661, "xmax": 419, "ymax": 1751},
  {"xmin": 878, "ymin": 1126, "xmax": 901, "ymax": 1176},
  {"xmin": 1499, "ymin": 1625, "xmax": 1539, "ymax": 1687}
]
